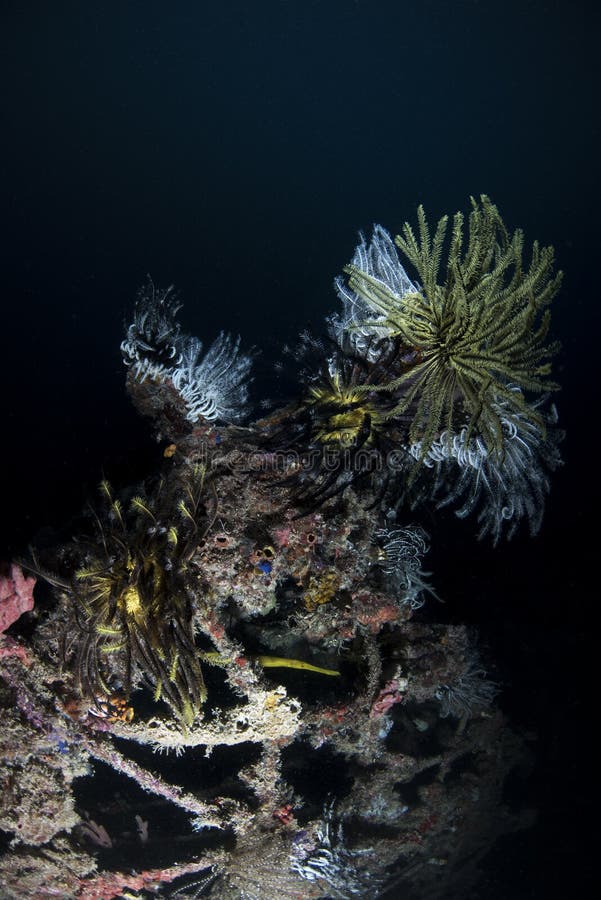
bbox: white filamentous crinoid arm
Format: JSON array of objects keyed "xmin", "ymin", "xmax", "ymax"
[
  {"xmin": 408, "ymin": 394, "xmax": 563, "ymax": 543},
  {"xmin": 121, "ymin": 278, "xmax": 183, "ymax": 382},
  {"xmin": 170, "ymin": 332, "xmax": 253, "ymax": 424},
  {"xmin": 122, "ymin": 279, "xmax": 254, "ymax": 424},
  {"xmin": 329, "ymin": 224, "xmax": 419, "ymax": 359},
  {"xmin": 290, "ymin": 800, "xmax": 376, "ymax": 896}
]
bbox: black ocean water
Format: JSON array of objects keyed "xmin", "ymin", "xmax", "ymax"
[{"xmin": 0, "ymin": 2, "xmax": 597, "ymax": 896}]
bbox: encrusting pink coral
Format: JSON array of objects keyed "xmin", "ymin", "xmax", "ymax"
[
  {"xmin": 370, "ymin": 679, "xmax": 405, "ymax": 717},
  {"xmin": 0, "ymin": 563, "xmax": 35, "ymax": 634}
]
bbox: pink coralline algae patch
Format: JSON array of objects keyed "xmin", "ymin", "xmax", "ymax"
[
  {"xmin": 370, "ymin": 679, "xmax": 406, "ymax": 718},
  {"xmin": 272, "ymin": 803, "xmax": 295, "ymax": 825},
  {"xmin": 354, "ymin": 599, "xmax": 400, "ymax": 633},
  {"xmin": 0, "ymin": 563, "xmax": 35, "ymax": 634},
  {"xmin": 273, "ymin": 526, "xmax": 292, "ymax": 548},
  {"xmin": 0, "ymin": 638, "xmax": 31, "ymax": 665}
]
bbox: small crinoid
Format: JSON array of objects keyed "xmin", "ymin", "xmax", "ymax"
[
  {"xmin": 290, "ymin": 799, "xmax": 378, "ymax": 898},
  {"xmin": 60, "ymin": 465, "xmax": 212, "ymax": 729},
  {"xmin": 170, "ymin": 331, "xmax": 253, "ymax": 424},
  {"xmin": 435, "ymin": 655, "xmax": 498, "ymax": 720},
  {"xmin": 343, "ymin": 195, "xmax": 562, "ymax": 462},
  {"xmin": 121, "ymin": 275, "xmax": 184, "ymax": 382},
  {"xmin": 263, "ymin": 348, "xmax": 409, "ymax": 507},
  {"xmin": 122, "ymin": 277, "xmax": 254, "ymax": 431},
  {"xmin": 374, "ymin": 524, "xmax": 435, "ymax": 609},
  {"xmin": 306, "ymin": 367, "xmax": 386, "ymax": 450}
]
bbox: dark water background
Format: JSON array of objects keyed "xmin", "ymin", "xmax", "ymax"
[{"xmin": 1, "ymin": 1, "xmax": 598, "ymax": 896}]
